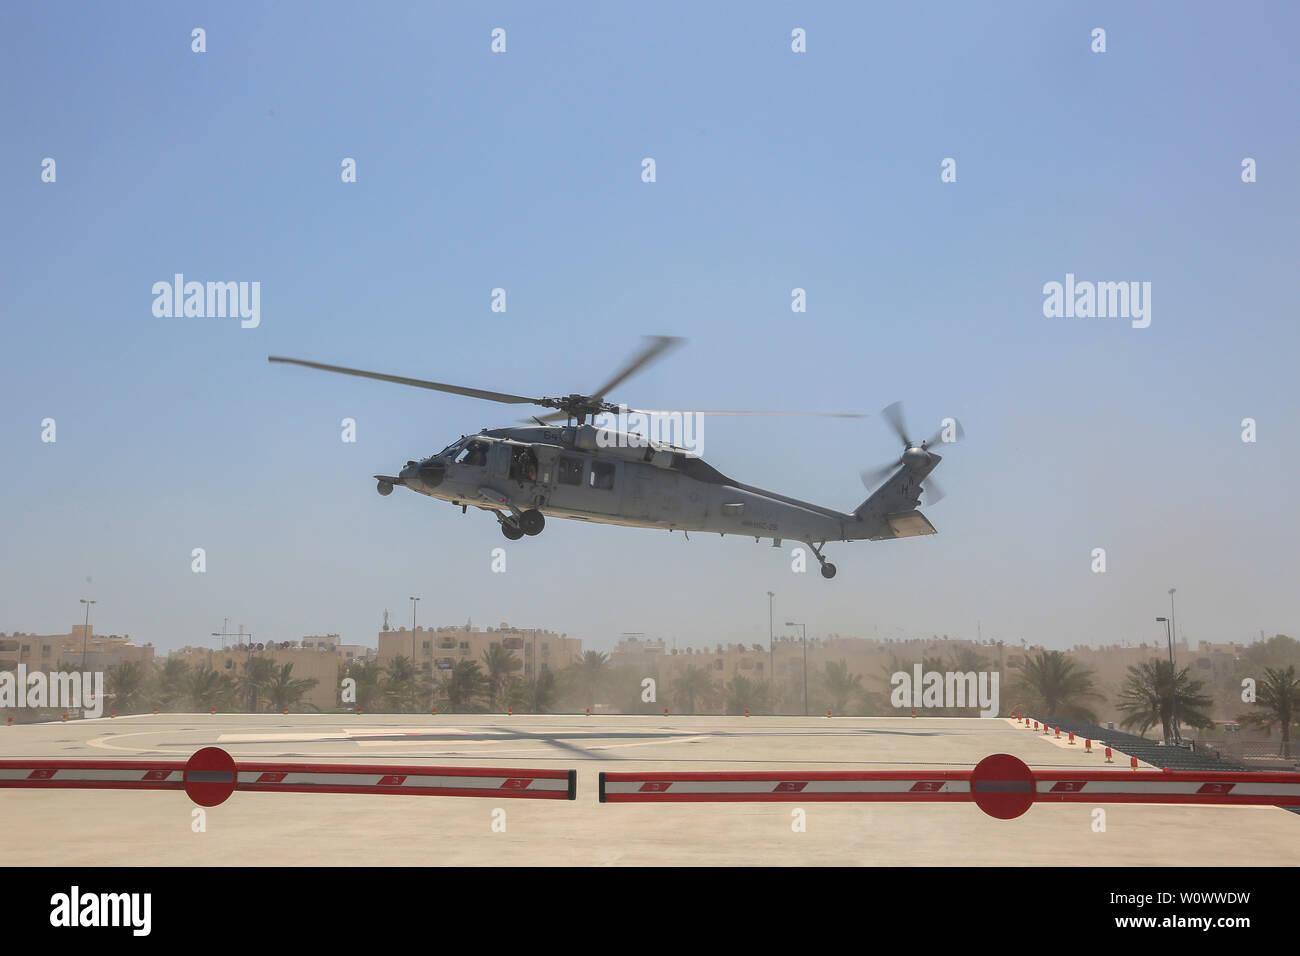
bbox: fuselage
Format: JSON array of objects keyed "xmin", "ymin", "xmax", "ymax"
[{"xmin": 394, "ymin": 424, "xmax": 864, "ymax": 546}]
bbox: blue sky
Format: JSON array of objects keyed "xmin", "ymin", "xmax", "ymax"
[{"xmin": 2, "ymin": 2, "xmax": 1296, "ymax": 655}]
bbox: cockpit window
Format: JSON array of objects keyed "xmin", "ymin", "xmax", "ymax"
[{"xmin": 456, "ymin": 440, "xmax": 489, "ymax": 467}]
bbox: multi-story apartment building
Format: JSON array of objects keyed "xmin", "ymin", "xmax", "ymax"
[
  {"xmin": 0, "ymin": 626, "xmax": 155, "ymax": 673},
  {"xmin": 169, "ymin": 642, "xmax": 341, "ymax": 712},
  {"xmin": 378, "ymin": 623, "xmax": 581, "ymax": 679}
]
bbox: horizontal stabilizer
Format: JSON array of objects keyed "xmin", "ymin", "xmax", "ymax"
[{"xmin": 877, "ymin": 510, "xmax": 936, "ymax": 540}]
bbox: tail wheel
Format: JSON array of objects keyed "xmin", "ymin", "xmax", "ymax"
[{"xmin": 820, "ymin": 562, "xmax": 837, "ymax": 579}]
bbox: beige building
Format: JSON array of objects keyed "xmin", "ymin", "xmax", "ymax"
[
  {"xmin": 170, "ymin": 643, "xmax": 341, "ymax": 712},
  {"xmin": 656, "ymin": 634, "xmax": 1006, "ymax": 701},
  {"xmin": 301, "ymin": 633, "xmax": 375, "ymax": 664},
  {"xmin": 378, "ymin": 623, "xmax": 581, "ymax": 679},
  {"xmin": 0, "ymin": 627, "xmax": 155, "ymax": 674}
]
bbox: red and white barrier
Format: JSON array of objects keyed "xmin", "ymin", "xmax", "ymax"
[
  {"xmin": 599, "ymin": 753, "xmax": 1300, "ymax": 819},
  {"xmin": 0, "ymin": 748, "xmax": 577, "ymax": 807}
]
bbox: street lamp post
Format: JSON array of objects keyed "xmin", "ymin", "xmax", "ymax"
[
  {"xmin": 79, "ymin": 599, "xmax": 96, "ymax": 668},
  {"xmin": 1168, "ymin": 588, "xmax": 1179, "ymax": 743},
  {"xmin": 766, "ymin": 591, "xmax": 774, "ymax": 697},
  {"xmin": 409, "ymin": 596, "xmax": 420, "ymax": 662},
  {"xmin": 1156, "ymin": 616, "xmax": 1174, "ymax": 745},
  {"xmin": 786, "ymin": 621, "xmax": 807, "ymax": 716}
]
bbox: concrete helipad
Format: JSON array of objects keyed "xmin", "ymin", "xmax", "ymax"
[{"xmin": 1, "ymin": 713, "xmax": 1295, "ymax": 865}]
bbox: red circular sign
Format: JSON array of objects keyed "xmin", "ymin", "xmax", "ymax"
[
  {"xmin": 184, "ymin": 746, "xmax": 237, "ymax": 807},
  {"xmin": 970, "ymin": 753, "xmax": 1035, "ymax": 820}
]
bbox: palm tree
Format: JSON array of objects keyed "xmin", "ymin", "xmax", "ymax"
[
  {"xmin": 504, "ymin": 676, "xmax": 531, "ymax": 711},
  {"xmin": 384, "ymin": 656, "xmax": 420, "ymax": 713},
  {"xmin": 441, "ymin": 660, "xmax": 489, "ymax": 712},
  {"xmin": 482, "ymin": 645, "xmax": 522, "ymax": 711},
  {"xmin": 673, "ymin": 666, "xmax": 718, "ymax": 715},
  {"xmin": 1238, "ymin": 665, "xmax": 1300, "ymax": 757},
  {"xmin": 723, "ymin": 674, "xmax": 775, "ymax": 715},
  {"xmin": 528, "ymin": 667, "xmax": 558, "ymax": 713},
  {"xmin": 265, "ymin": 662, "xmax": 319, "ymax": 713},
  {"xmin": 237, "ymin": 656, "xmax": 275, "ymax": 713},
  {"xmin": 157, "ymin": 658, "xmax": 191, "ymax": 711},
  {"xmin": 105, "ymin": 661, "xmax": 148, "ymax": 714},
  {"xmin": 1009, "ymin": 649, "xmax": 1103, "ymax": 722},
  {"xmin": 946, "ymin": 646, "xmax": 991, "ymax": 673},
  {"xmin": 185, "ymin": 666, "xmax": 237, "ymax": 712},
  {"xmin": 1116, "ymin": 659, "xmax": 1215, "ymax": 739},
  {"xmin": 821, "ymin": 660, "xmax": 865, "ymax": 714},
  {"xmin": 572, "ymin": 651, "xmax": 611, "ymax": 710}
]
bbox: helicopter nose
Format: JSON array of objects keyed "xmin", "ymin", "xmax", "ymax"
[{"xmin": 413, "ymin": 458, "xmax": 445, "ymax": 488}]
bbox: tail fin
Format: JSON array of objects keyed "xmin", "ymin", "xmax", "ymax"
[{"xmin": 853, "ymin": 455, "xmax": 939, "ymax": 540}]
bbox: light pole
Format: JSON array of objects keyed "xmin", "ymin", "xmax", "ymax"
[
  {"xmin": 766, "ymin": 591, "xmax": 774, "ymax": 695},
  {"xmin": 786, "ymin": 621, "xmax": 807, "ymax": 716},
  {"xmin": 79, "ymin": 599, "xmax": 96, "ymax": 668},
  {"xmin": 1156, "ymin": 617, "xmax": 1174, "ymax": 744},
  {"xmin": 1168, "ymin": 588, "xmax": 1179, "ymax": 743},
  {"xmin": 409, "ymin": 596, "xmax": 420, "ymax": 663}
]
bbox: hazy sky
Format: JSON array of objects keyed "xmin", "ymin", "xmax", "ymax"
[{"xmin": 2, "ymin": 3, "xmax": 1296, "ymax": 656}]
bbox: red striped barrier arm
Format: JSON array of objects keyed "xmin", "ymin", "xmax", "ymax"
[
  {"xmin": 1031, "ymin": 770, "xmax": 1300, "ymax": 808},
  {"xmin": 234, "ymin": 762, "xmax": 576, "ymax": 800},
  {"xmin": 599, "ymin": 770, "xmax": 974, "ymax": 804},
  {"xmin": 599, "ymin": 754, "xmax": 1300, "ymax": 820},
  {"xmin": 0, "ymin": 754, "xmax": 576, "ymax": 806}
]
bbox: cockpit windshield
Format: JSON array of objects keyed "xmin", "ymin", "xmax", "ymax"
[{"xmin": 435, "ymin": 438, "xmax": 465, "ymax": 459}]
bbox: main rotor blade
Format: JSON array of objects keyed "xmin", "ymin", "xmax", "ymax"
[
  {"xmin": 268, "ymin": 357, "xmax": 541, "ymax": 406},
  {"xmin": 880, "ymin": 401, "xmax": 910, "ymax": 446},
  {"xmin": 589, "ymin": 335, "xmax": 684, "ymax": 401},
  {"xmin": 628, "ymin": 409, "xmax": 868, "ymax": 418}
]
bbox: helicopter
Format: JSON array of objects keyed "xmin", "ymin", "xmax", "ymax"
[{"xmin": 268, "ymin": 337, "xmax": 962, "ymax": 579}]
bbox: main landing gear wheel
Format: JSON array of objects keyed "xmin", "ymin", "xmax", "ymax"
[
  {"xmin": 820, "ymin": 562, "xmax": 837, "ymax": 579},
  {"xmin": 500, "ymin": 522, "xmax": 524, "ymax": 541},
  {"xmin": 376, "ymin": 480, "xmax": 393, "ymax": 496},
  {"xmin": 518, "ymin": 509, "xmax": 545, "ymax": 536}
]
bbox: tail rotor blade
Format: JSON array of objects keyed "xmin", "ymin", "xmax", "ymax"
[
  {"xmin": 924, "ymin": 418, "xmax": 965, "ymax": 449},
  {"xmin": 922, "ymin": 477, "xmax": 945, "ymax": 507},
  {"xmin": 881, "ymin": 402, "xmax": 910, "ymax": 447},
  {"xmin": 859, "ymin": 460, "xmax": 901, "ymax": 489}
]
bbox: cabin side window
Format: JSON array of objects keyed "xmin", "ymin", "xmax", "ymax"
[
  {"xmin": 589, "ymin": 461, "xmax": 616, "ymax": 490},
  {"xmin": 508, "ymin": 446, "xmax": 538, "ymax": 482},
  {"xmin": 557, "ymin": 456, "xmax": 583, "ymax": 486}
]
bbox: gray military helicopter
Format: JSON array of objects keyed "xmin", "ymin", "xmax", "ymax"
[{"xmin": 269, "ymin": 337, "xmax": 961, "ymax": 578}]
